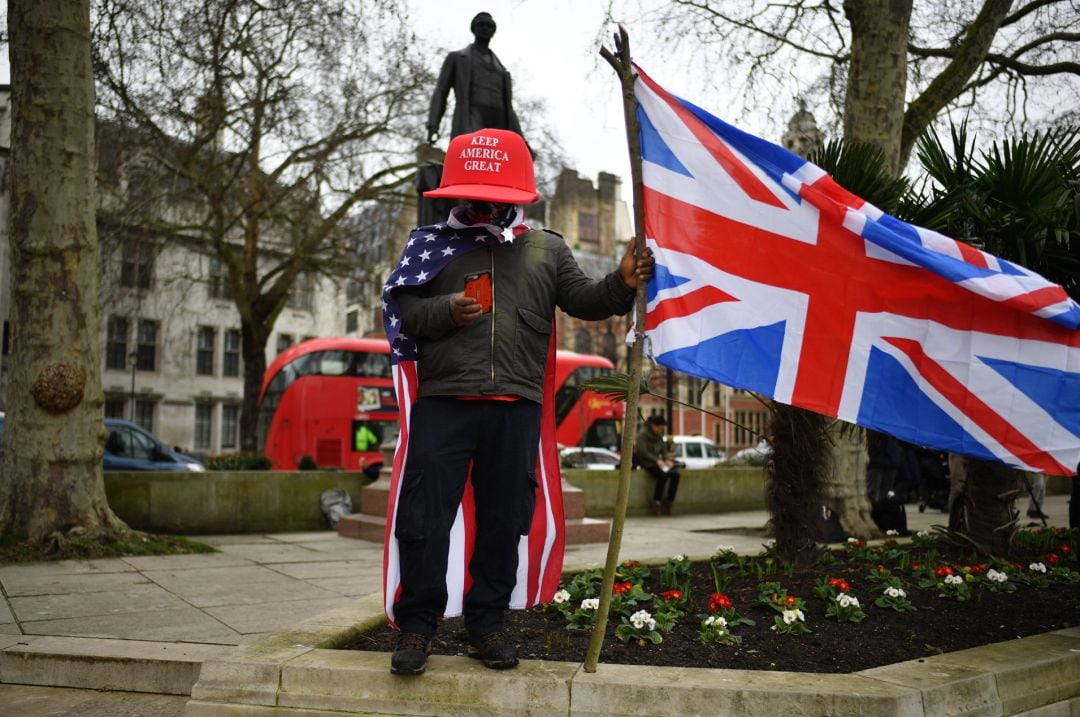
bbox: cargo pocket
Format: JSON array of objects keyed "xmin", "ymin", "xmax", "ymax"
[
  {"xmin": 518, "ymin": 471, "xmax": 539, "ymax": 535},
  {"xmin": 394, "ymin": 469, "xmax": 426, "ymax": 542},
  {"xmin": 516, "ymin": 307, "xmax": 552, "ymax": 383}
]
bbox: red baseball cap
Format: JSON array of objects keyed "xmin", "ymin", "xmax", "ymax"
[{"xmin": 424, "ymin": 128, "xmax": 540, "ymax": 204}]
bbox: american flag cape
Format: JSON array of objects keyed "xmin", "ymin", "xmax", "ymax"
[
  {"xmin": 633, "ymin": 64, "xmax": 1080, "ymax": 476},
  {"xmin": 380, "ymin": 220, "xmax": 565, "ymax": 625}
]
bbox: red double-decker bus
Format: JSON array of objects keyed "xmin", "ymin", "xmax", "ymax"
[
  {"xmin": 257, "ymin": 337, "xmax": 398, "ymax": 476},
  {"xmin": 553, "ymin": 350, "xmax": 623, "ymax": 451},
  {"xmin": 257, "ymin": 339, "xmax": 623, "ymax": 474}
]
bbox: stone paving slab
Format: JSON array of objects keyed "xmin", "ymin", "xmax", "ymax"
[
  {"xmin": 0, "ymin": 597, "xmax": 14, "ymax": 624},
  {"xmin": 263, "ymin": 532, "xmax": 346, "ymax": 543},
  {"xmin": 20, "ymin": 606, "xmax": 242, "ymax": 644},
  {"xmin": 0, "ymin": 569, "xmax": 153, "ymax": 597},
  {"xmin": 121, "ymin": 553, "xmax": 255, "ymax": 571},
  {"xmin": 205, "ymin": 598, "xmax": 351, "ymax": 635},
  {"xmin": 0, "ymin": 683, "xmax": 188, "ymax": 717},
  {"xmin": 306, "ymin": 576, "xmax": 382, "ymax": 597},
  {"xmin": 9, "ymin": 583, "xmax": 191, "ymax": 622},
  {"xmin": 151, "ymin": 574, "xmax": 342, "ymax": 610},
  {"xmin": 213, "ymin": 543, "xmax": 339, "ymax": 564},
  {"xmin": 0, "ymin": 635, "xmax": 232, "ymax": 695},
  {"xmin": 0, "ymin": 558, "xmax": 136, "ymax": 581},
  {"xmin": 262, "ymin": 560, "xmax": 378, "ymax": 580}
]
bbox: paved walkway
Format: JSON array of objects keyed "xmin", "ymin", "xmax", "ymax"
[{"xmin": 0, "ymin": 495, "xmax": 1070, "ymax": 715}]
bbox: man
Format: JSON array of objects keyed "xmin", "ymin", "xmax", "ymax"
[
  {"xmin": 382, "ymin": 127, "xmax": 653, "ymax": 675},
  {"xmin": 635, "ymin": 414, "xmax": 680, "ymax": 515},
  {"xmin": 426, "ymin": 12, "xmax": 525, "ymax": 145}
]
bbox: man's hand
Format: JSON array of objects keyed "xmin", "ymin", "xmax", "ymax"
[
  {"xmin": 449, "ymin": 292, "xmax": 483, "ymax": 326},
  {"xmin": 618, "ymin": 242, "xmax": 655, "ymax": 289}
]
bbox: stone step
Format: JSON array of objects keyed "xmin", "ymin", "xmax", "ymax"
[{"xmin": 0, "ymin": 635, "xmax": 233, "ymax": 695}]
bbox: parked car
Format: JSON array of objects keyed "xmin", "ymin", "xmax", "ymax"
[
  {"xmin": 560, "ymin": 446, "xmax": 622, "ymax": 470},
  {"xmin": 669, "ymin": 435, "xmax": 725, "ymax": 468},
  {"xmin": 733, "ymin": 440, "xmax": 772, "ymax": 465},
  {"xmin": 0, "ymin": 414, "xmax": 204, "ymax": 472}
]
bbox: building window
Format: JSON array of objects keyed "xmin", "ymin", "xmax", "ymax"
[
  {"xmin": 346, "ymin": 310, "xmax": 359, "ymax": 334},
  {"xmin": 221, "ymin": 405, "xmax": 239, "ymax": 449},
  {"xmin": 105, "ymin": 316, "xmax": 129, "ymax": 370},
  {"xmin": 223, "ymin": 329, "xmax": 241, "ymax": 377},
  {"xmin": 207, "ymin": 257, "xmax": 232, "ymax": 300},
  {"xmin": 196, "ymin": 326, "xmax": 216, "ymax": 376},
  {"xmin": 135, "ymin": 319, "xmax": 158, "ymax": 371},
  {"xmin": 194, "ymin": 402, "xmax": 213, "ymax": 451},
  {"xmin": 276, "ymin": 333, "xmax": 294, "ymax": 355},
  {"xmin": 120, "ymin": 239, "xmax": 154, "ymax": 289},
  {"xmin": 733, "ymin": 409, "xmax": 768, "ymax": 447},
  {"xmin": 104, "ymin": 398, "xmax": 126, "ymax": 419},
  {"xmin": 578, "ymin": 212, "xmax": 599, "ymax": 242},
  {"xmin": 288, "ymin": 272, "xmax": 313, "ymax": 311},
  {"xmin": 134, "ymin": 399, "xmax": 155, "ymax": 433}
]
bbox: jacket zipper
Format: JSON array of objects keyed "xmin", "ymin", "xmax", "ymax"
[{"xmin": 489, "ymin": 248, "xmax": 496, "ymax": 383}]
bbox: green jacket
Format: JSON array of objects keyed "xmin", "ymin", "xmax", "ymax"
[
  {"xmin": 635, "ymin": 426, "xmax": 671, "ymax": 469},
  {"xmin": 397, "ymin": 229, "xmax": 634, "ymax": 404}
]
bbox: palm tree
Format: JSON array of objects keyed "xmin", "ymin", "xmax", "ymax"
[{"xmin": 910, "ymin": 125, "xmax": 1080, "ymax": 555}]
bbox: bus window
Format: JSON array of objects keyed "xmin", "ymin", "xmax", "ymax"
[
  {"xmin": 354, "ymin": 351, "xmax": 392, "ymax": 378},
  {"xmin": 318, "ymin": 351, "xmax": 350, "ymax": 376}
]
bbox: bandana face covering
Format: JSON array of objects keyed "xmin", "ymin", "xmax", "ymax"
[{"xmin": 448, "ymin": 202, "xmax": 526, "ymax": 242}]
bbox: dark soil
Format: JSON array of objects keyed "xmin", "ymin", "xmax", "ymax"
[{"xmin": 346, "ymin": 539, "xmax": 1080, "ymax": 673}]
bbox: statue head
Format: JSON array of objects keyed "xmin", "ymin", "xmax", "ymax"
[{"xmin": 470, "ymin": 12, "xmax": 496, "ymax": 42}]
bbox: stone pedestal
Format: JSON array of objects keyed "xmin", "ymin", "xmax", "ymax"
[{"xmin": 338, "ymin": 443, "xmax": 611, "ymax": 544}]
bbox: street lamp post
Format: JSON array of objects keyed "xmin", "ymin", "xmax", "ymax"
[{"xmin": 129, "ymin": 350, "xmax": 138, "ymax": 421}]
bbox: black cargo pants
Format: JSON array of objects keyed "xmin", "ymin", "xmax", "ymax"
[{"xmin": 392, "ymin": 396, "xmax": 541, "ymax": 639}]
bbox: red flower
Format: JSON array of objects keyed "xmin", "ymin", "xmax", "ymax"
[
  {"xmin": 837, "ymin": 580, "xmax": 851, "ymax": 593},
  {"xmin": 785, "ymin": 595, "xmax": 797, "ymax": 606},
  {"xmin": 849, "ymin": 539, "xmax": 865, "ymax": 549},
  {"xmin": 707, "ymin": 592, "xmax": 732, "ymax": 613},
  {"xmin": 827, "ymin": 577, "xmax": 842, "ymax": 587},
  {"xmin": 1046, "ymin": 553, "xmax": 1061, "ymax": 566},
  {"xmin": 1060, "ymin": 544, "xmax": 1072, "ymax": 555},
  {"xmin": 612, "ymin": 582, "xmax": 633, "ymax": 595},
  {"xmin": 660, "ymin": 589, "xmax": 683, "ymax": 601},
  {"xmin": 912, "ymin": 563, "xmax": 923, "ymax": 571},
  {"xmin": 622, "ymin": 560, "xmax": 640, "ymax": 567},
  {"xmin": 934, "ymin": 566, "xmax": 954, "ymax": 577}
]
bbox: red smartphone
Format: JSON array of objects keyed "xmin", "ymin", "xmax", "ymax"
[{"xmin": 464, "ymin": 271, "xmax": 492, "ymax": 313}]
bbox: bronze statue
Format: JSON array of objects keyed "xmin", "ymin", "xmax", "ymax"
[{"xmin": 426, "ymin": 12, "xmax": 525, "ymax": 144}]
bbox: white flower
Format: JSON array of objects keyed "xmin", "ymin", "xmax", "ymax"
[
  {"xmin": 884, "ymin": 587, "xmax": 906, "ymax": 599},
  {"xmin": 886, "ymin": 529, "xmax": 899, "ymax": 536},
  {"xmin": 716, "ymin": 544, "xmax": 734, "ymax": 554},
  {"xmin": 847, "ymin": 537, "xmax": 859, "ymax": 544},
  {"xmin": 1030, "ymin": 562, "xmax": 1047, "ymax": 573},
  {"xmin": 986, "ymin": 569, "xmax": 1008, "ymax": 583},
  {"xmin": 672, "ymin": 554, "xmax": 686, "ymax": 562},
  {"xmin": 630, "ymin": 610, "xmax": 654, "ymax": 630},
  {"xmin": 944, "ymin": 574, "xmax": 963, "ymax": 585},
  {"xmin": 782, "ymin": 609, "xmax": 804, "ymax": 625},
  {"xmin": 553, "ymin": 589, "xmax": 570, "ymax": 604},
  {"xmin": 837, "ymin": 593, "xmax": 860, "ymax": 608},
  {"xmin": 705, "ymin": 615, "xmax": 728, "ymax": 628},
  {"xmin": 581, "ymin": 598, "xmax": 600, "ymax": 610},
  {"xmin": 917, "ymin": 530, "xmax": 929, "ymax": 538}
]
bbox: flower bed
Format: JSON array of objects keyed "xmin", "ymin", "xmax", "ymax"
[{"xmin": 349, "ymin": 527, "xmax": 1080, "ymax": 673}]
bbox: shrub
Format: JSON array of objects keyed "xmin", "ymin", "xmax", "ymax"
[
  {"xmin": 297, "ymin": 455, "xmax": 318, "ymax": 470},
  {"xmin": 207, "ymin": 452, "xmax": 273, "ymax": 470}
]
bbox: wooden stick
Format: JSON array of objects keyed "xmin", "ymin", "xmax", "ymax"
[{"xmin": 584, "ymin": 24, "xmax": 649, "ymax": 674}]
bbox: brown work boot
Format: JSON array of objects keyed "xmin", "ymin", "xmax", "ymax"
[
  {"xmin": 650, "ymin": 500, "xmax": 662, "ymax": 516},
  {"xmin": 467, "ymin": 631, "xmax": 519, "ymax": 669},
  {"xmin": 390, "ymin": 631, "xmax": 432, "ymax": 675}
]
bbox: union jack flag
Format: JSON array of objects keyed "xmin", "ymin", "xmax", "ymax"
[
  {"xmin": 635, "ymin": 64, "xmax": 1080, "ymax": 476},
  {"xmin": 380, "ymin": 215, "xmax": 564, "ymax": 625}
]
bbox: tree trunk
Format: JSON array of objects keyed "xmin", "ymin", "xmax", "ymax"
[
  {"xmin": 0, "ymin": 0, "xmax": 126, "ymax": 543},
  {"xmin": 766, "ymin": 406, "xmax": 828, "ymax": 564},
  {"xmin": 842, "ymin": 0, "xmax": 913, "ymax": 174},
  {"xmin": 826, "ymin": 423, "xmax": 878, "ymax": 538},
  {"xmin": 239, "ymin": 319, "xmax": 269, "ymax": 453},
  {"xmin": 954, "ymin": 457, "xmax": 1024, "ymax": 557}
]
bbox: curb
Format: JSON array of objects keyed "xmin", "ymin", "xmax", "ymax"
[
  {"xmin": 0, "ymin": 636, "xmax": 233, "ymax": 695},
  {"xmin": 187, "ymin": 594, "xmax": 1080, "ymax": 716}
]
